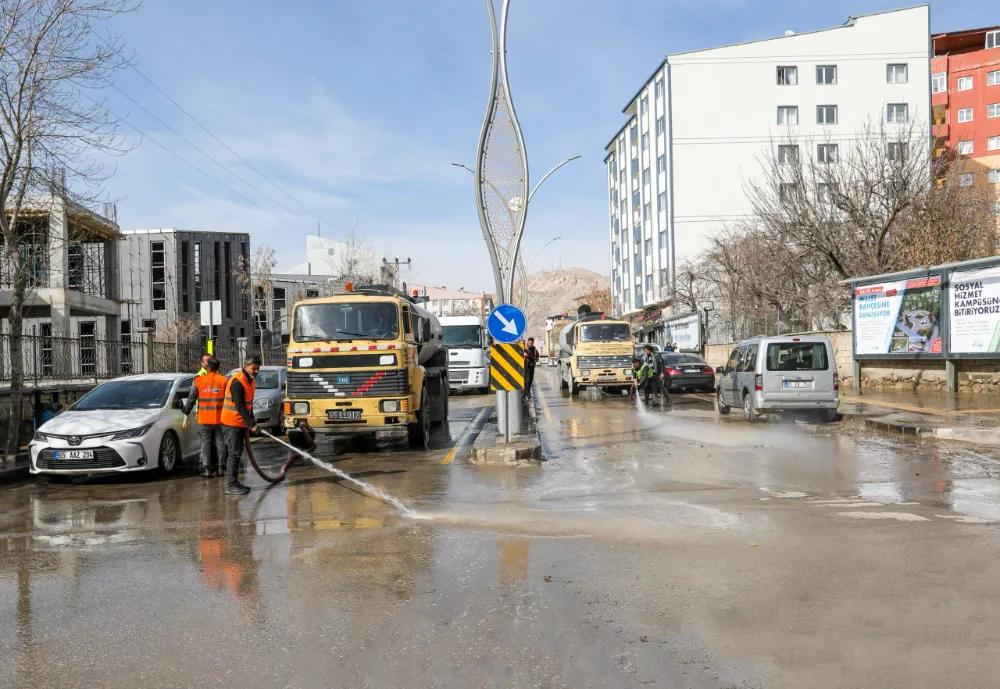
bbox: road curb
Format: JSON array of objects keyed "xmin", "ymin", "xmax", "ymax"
[
  {"xmin": 865, "ymin": 415, "xmax": 1000, "ymax": 445},
  {"xmin": 0, "ymin": 460, "xmax": 31, "ymax": 486}
]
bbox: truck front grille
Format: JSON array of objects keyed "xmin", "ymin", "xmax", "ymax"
[
  {"xmin": 287, "ymin": 369, "xmax": 408, "ymax": 398},
  {"xmin": 578, "ymin": 355, "xmax": 632, "ymax": 369}
]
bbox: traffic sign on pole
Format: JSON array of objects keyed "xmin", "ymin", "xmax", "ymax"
[
  {"xmin": 489, "ymin": 343, "xmax": 525, "ymax": 391},
  {"xmin": 487, "ymin": 304, "xmax": 526, "ymax": 344}
]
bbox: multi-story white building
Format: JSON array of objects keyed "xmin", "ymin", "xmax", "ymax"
[{"xmin": 606, "ymin": 5, "xmax": 930, "ymax": 317}]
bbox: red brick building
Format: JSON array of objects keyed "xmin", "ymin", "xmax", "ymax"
[{"xmin": 932, "ymin": 27, "xmax": 1000, "ymax": 188}]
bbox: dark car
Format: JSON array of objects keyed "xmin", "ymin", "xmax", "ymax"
[{"xmin": 659, "ymin": 353, "xmax": 716, "ymax": 392}]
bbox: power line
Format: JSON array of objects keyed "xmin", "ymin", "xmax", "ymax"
[
  {"xmin": 109, "ymin": 83, "xmax": 315, "ymax": 235},
  {"xmin": 92, "ymin": 28, "xmax": 339, "ymax": 234}
]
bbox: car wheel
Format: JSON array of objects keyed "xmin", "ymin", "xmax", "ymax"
[
  {"xmin": 158, "ymin": 431, "xmax": 180, "ymax": 475},
  {"xmin": 408, "ymin": 389, "xmax": 430, "ymax": 450},
  {"xmin": 47, "ymin": 474, "xmax": 73, "ymax": 484},
  {"xmin": 717, "ymin": 387, "xmax": 730, "ymax": 415},
  {"xmin": 742, "ymin": 393, "xmax": 758, "ymax": 422}
]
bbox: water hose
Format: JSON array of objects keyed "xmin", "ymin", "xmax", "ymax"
[{"xmin": 244, "ymin": 422, "xmax": 315, "ymax": 484}]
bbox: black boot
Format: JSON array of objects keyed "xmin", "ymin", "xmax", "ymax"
[
  {"xmin": 226, "ymin": 483, "xmax": 250, "ymax": 495},
  {"xmin": 200, "ymin": 466, "xmax": 212, "ymax": 478}
]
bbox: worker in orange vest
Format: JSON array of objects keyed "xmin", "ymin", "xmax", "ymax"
[
  {"xmin": 183, "ymin": 357, "xmax": 228, "ymax": 478},
  {"xmin": 221, "ymin": 354, "xmax": 261, "ymax": 495}
]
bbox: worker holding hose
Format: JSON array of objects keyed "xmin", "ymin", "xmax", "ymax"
[{"xmin": 221, "ymin": 354, "xmax": 262, "ymax": 496}]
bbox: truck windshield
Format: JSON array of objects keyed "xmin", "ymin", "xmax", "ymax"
[
  {"xmin": 579, "ymin": 323, "xmax": 630, "ymax": 342},
  {"xmin": 293, "ymin": 302, "xmax": 400, "ymax": 342},
  {"xmin": 442, "ymin": 325, "xmax": 481, "ymax": 348}
]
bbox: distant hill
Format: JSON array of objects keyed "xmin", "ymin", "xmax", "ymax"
[{"xmin": 515, "ymin": 267, "xmax": 609, "ymax": 342}]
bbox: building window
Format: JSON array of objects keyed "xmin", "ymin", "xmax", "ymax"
[
  {"xmin": 887, "ymin": 142, "xmax": 907, "ymax": 162},
  {"xmin": 987, "ymin": 30, "xmax": 1000, "ymax": 50},
  {"xmin": 619, "ymin": 169, "xmax": 626, "ymax": 187},
  {"xmin": 956, "ymin": 77, "xmax": 973, "ymax": 93},
  {"xmin": 989, "ymin": 70, "xmax": 1000, "ymax": 87},
  {"xmin": 658, "ymin": 231, "xmax": 666, "ymax": 249},
  {"xmin": 80, "ymin": 322, "xmax": 96, "ymax": 375},
  {"xmin": 817, "ymin": 143, "xmax": 838, "ymax": 164},
  {"xmin": 213, "ymin": 241, "xmax": 221, "ymax": 311},
  {"xmin": 645, "ymin": 274, "xmax": 652, "ymax": 292},
  {"xmin": 40, "ymin": 323, "xmax": 52, "ymax": 375},
  {"xmin": 886, "ymin": 103, "xmax": 908, "ymax": 123},
  {"xmin": 644, "ymin": 238, "xmax": 651, "ymax": 255},
  {"xmin": 817, "ymin": 183, "xmax": 833, "ymax": 203},
  {"xmin": 816, "ymin": 65, "xmax": 837, "ymax": 85},
  {"xmin": 632, "ymin": 191, "xmax": 641, "ymax": 211},
  {"xmin": 658, "ymin": 191, "xmax": 666, "ymax": 210},
  {"xmin": 180, "ymin": 240, "xmax": 190, "ymax": 313},
  {"xmin": 777, "ymin": 144, "xmax": 799, "ymax": 164},
  {"xmin": 932, "ymin": 72, "xmax": 947, "ymax": 94},
  {"xmin": 656, "ymin": 154, "xmax": 665, "ymax": 173},
  {"xmin": 655, "ymin": 117, "xmax": 665, "ymax": 136},
  {"xmin": 989, "ymin": 169, "xmax": 1000, "ymax": 185},
  {"xmin": 193, "ymin": 241, "xmax": 202, "ymax": 306},
  {"xmin": 629, "ymin": 124, "xmax": 638, "ymax": 145},
  {"xmin": 655, "ymin": 79, "xmax": 664, "ymax": 99},
  {"xmin": 958, "ymin": 107, "xmax": 973, "ymax": 123},
  {"xmin": 958, "ymin": 140, "xmax": 974, "ymax": 155},
  {"xmin": 641, "ymin": 133, "xmax": 649, "ymax": 150},
  {"xmin": 816, "ymin": 105, "xmax": 838, "ymax": 125},
  {"xmin": 989, "ymin": 136, "xmax": 1000, "ymax": 151},
  {"xmin": 272, "ymin": 287, "xmax": 286, "ymax": 331},
  {"xmin": 643, "ymin": 202, "xmax": 651, "ymax": 220},
  {"xmin": 776, "ymin": 66, "xmax": 797, "ymax": 85},
  {"xmin": 618, "ymin": 138, "xmax": 625, "ymax": 156},
  {"xmin": 142, "ymin": 319, "xmax": 156, "ymax": 331},
  {"xmin": 886, "ymin": 63, "xmax": 908, "ymax": 84},
  {"xmin": 642, "ymin": 167, "xmax": 650, "ymax": 185},
  {"xmin": 305, "ymin": 289, "xmax": 319, "ymax": 299},
  {"xmin": 989, "ymin": 103, "xmax": 1000, "ymax": 118},
  {"xmin": 640, "ymin": 96, "xmax": 648, "ymax": 115},
  {"xmin": 779, "ymin": 183, "xmax": 799, "ymax": 203},
  {"xmin": 224, "ymin": 242, "xmax": 233, "ymax": 318},
  {"xmin": 777, "ymin": 106, "xmax": 798, "ymax": 126},
  {"xmin": 150, "ymin": 240, "xmax": 166, "ymax": 312},
  {"xmin": 959, "ymin": 173, "xmax": 974, "ymax": 187}
]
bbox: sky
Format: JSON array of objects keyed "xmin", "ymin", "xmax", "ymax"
[{"xmin": 103, "ymin": 0, "xmax": 998, "ymax": 293}]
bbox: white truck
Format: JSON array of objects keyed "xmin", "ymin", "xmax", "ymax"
[{"xmin": 440, "ymin": 315, "xmax": 490, "ymax": 394}]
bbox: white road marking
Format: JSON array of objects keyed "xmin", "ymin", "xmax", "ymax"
[
  {"xmin": 817, "ymin": 501, "xmax": 886, "ymax": 508},
  {"xmin": 937, "ymin": 515, "xmax": 995, "ymax": 524},
  {"xmin": 834, "ymin": 512, "xmax": 929, "ymax": 522}
]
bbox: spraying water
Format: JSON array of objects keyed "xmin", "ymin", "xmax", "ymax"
[
  {"xmin": 633, "ymin": 383, "xmax": 650, "ymax": 416},
  {"xmin": 260, "ymin": 431, "xmax": 418, "ymax": 517}
]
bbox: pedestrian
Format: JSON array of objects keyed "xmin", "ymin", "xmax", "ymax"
[
  {"xmin": 183, "ymin": 357, "xmax": 228, "ymax": 478},
  {"xmin": 198, "ymin": 352, "xmax": 211, "ymax": 376},
  {"xmin": 221, "ymin": 354, "xmax": 262, "ymax": 496},
  {"xmin": 523, "ymin": 337, "xmax": 539, "ymax": 397}
]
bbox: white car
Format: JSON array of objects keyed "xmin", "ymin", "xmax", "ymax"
[{"xmin": 30, "ymin": 373, "xmax": 203, "ymax": 480}]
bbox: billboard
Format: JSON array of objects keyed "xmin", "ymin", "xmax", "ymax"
[
  {"xmin": 854, "ymin": 275, "xmax": 942, "ymax": 355},
  {"xmin": 664, "ymin": 312, "xmax": 702, "ymax": 351},
  {"xmin": 949, "ymin": 265, "xmax": 1000, "ymax": 354}
]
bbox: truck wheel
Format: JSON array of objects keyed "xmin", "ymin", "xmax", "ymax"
[
  {"xmin": 408, "ymin": 389, "xmax": 430, "ymax": 450},
  {"xmin": 437, "ymin": 381, "xmax": 449, "ymax": 424},
  {"xmin": 570, "ymin": 377, "xmax": 580, "ymax": 395}
]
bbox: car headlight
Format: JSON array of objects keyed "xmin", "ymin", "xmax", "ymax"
[
  {"xmin": 581, "ymin": 369, "xmax": 591, "ymax": 377},
  {"xmin": 291, "ymin": 402, "xmax": 309, "ymax": 415},
  {"xmin": 380, "ymin": 400, "xmax": 400, "ymax": 413},
  {"xmin": 253, "ymin": 398, "xmax": 276, "ymax": 410},
  {"xmin": 33, "ymin": 431, "xmax": 47, "ymax": 442},
  {"xmin": 111, "ymin": 424, "xmax": 152, "ymax": 441}
]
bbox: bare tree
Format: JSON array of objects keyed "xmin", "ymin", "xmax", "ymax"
[
  {"xmin": 0, "ymin": 0, "xmax": 136, "ymax": 459},
  {"xmin": 326, "ymin": 227, "xmax": 383, "ymax": 286},
  {"xmin": 234, "ymin": 245, "xmax": 277, "ymax": 361}
]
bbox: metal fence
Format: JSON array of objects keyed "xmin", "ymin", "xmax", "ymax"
[{"xmin": 0, "ymin": 333, "xmax": 286, "ymax": 385}]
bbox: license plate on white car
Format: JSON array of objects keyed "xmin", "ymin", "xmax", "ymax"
[
  {"xmin": 327, "ymin": 410, "xmax": 361, "ymax": 420},
  {"xmin": 55, "ymin": 450, "xmax": 94, "ymax": 460},
  {"xmin": 783, "ymin": 381, "xmax": 812, "ymax": 389}
]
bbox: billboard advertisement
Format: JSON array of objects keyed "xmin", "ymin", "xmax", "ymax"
[
  {"xmin": 664, "ymin": 312, "xmax": 702, "ymax": 351},
  {"xmin": 949, "ymin": 265, "xmax": 1000, "ymax": 354},
  {"xmin": 854, "ymin": 275, "xmax": 942, "ymax": 355}
]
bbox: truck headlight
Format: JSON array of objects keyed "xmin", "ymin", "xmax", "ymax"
[
  {"xmin": 581, "ymin": 369, "xmax": 591, "ymax": 377},
  {"xmin": 380, "ymin": 400, "xmax": 400, "ymax": 413},
  {"xmin": 291, "ymin": 402, "xmax": 309, "ymax": 415}
]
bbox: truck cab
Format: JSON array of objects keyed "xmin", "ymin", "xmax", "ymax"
[
  {"xmin": 440, "ymin": 315, "xmax": 489, "ymax": 394},
  {"xmin": 558, "ymin": 316, "xmax": 634, "ymax": 395},
  {"xmin": 282, "ymin": 285, "xmax": 449, "ymax": 449}
]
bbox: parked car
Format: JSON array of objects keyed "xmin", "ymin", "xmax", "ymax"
[
  {"xmin": 659, "ymin": 352, "xmax": 716, "ymax": 392},
  {"xmin": 225, "ymin": 366, "xmax": 286, "ymax": 432},
  {"xmin": 715, "ymin": 336, "xmax": 838, "ymax": 422},
  {"xmin": 634, "ymin": 343, "xmax": 660, "ymax": 359},
  {"xmin": 30, "ymin": 373, "xmax": 202, "ymax": 480}
]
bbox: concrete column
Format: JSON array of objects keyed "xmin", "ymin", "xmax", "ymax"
[
  {"xmin": 852, "ymin": 359, "xmax": 862, "ymax": 395},
  {"xmin": 50, "ymin": 298, "xmax": 71, "ymax": 377},
  {"xmin": 105, "ymin": 313, "xmax": 120, "ymax": 376},
  {"xmin": 946, "ymin": 359, "xmax": 957, "ymax": 394},
  {"xmin": 47, "ymin": 196, "xmax": 68, "ymax": 289}
]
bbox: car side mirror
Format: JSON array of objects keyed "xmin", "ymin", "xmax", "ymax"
[
  {"xmin": 715, "ymin": 366, "xmax": 726, "ymax": 375},
  {"xmin": 172, "ymin": 396, "xmax": 186, "ymax": 410}
]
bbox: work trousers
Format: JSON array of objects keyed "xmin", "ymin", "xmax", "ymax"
[
  {"xmin": 198, "ymin": 424, "xmax": 228, "ymax": 471},
  {"xmin": 223, "ymin": 425, "xmax": 246, "ymax": 488},
  {"xmin": 523, "ymin": 365, "xmax": 535, "ymax": 397}
]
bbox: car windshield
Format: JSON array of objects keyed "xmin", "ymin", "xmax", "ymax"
[
  {"xmin": 73, "ymin": 379, "xmax": 173, "ymax": 410},
  {"xmin": 663, "ymin": 354, "xmax": 706, "ymax": 366},
  {"xmin": 580, "ymin": 323, "xmax": 630, "ymax": 342},
  {"xmin": 443, "ymin": 325, "xmax": 482, "ymax": 348},
  {"xmin": 293, "ymin": 302, "xmax": 399, "ymax": 342},
  {"xmin": 766, "ymin": 342, "xmax": 829, "ymax": 371},
  {"xmin": 255, "ymin": 369, "xmax": 282, "ymax": 390}
]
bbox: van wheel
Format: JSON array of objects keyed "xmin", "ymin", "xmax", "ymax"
[
  {"xmin": 742, "ymin": 393, "xmax": 758, "ymax": 422},
  {"xmin": 817, "ymin": 408, "xmax": 838, "ymax": 423},
  {"xmin": 717, "ymin": 387, "xmax": 730, "ymax": 415}
]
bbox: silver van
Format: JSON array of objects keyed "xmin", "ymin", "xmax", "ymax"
[{"xmin": 715, "ymin": 336, "xmax": 838, "ymax": 422}]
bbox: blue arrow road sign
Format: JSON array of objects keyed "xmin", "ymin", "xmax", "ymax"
[{"xmin": 487, "ymin": 304, "xmax": 527, "ymax": 344}]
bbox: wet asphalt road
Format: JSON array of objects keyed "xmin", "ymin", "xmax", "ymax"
[{"xmin": 4, "ymin": 368, "xmax": 1000, "ymax": 688}]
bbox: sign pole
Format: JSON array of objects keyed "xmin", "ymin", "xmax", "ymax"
[{"xmin": 207, "ymin": 302, "xmax": 214, "ymax": 355}]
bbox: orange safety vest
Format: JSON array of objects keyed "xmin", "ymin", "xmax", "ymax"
[
  {"xmin": 194, "ymin": 372, "xmax": 227, "ymax": 425},
  {"xmin": 221, "ymin": 370, "xmax": 255, "ymax": 428}
]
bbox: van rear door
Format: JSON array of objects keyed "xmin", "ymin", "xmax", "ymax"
[{"xmin": 761, "ymin": 339, "xmax": 834, "ymax": 401}]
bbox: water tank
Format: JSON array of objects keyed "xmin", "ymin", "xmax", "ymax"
[{"xmin": 411, "ymin": 301, "xmax": 443, "ymax": 365}]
